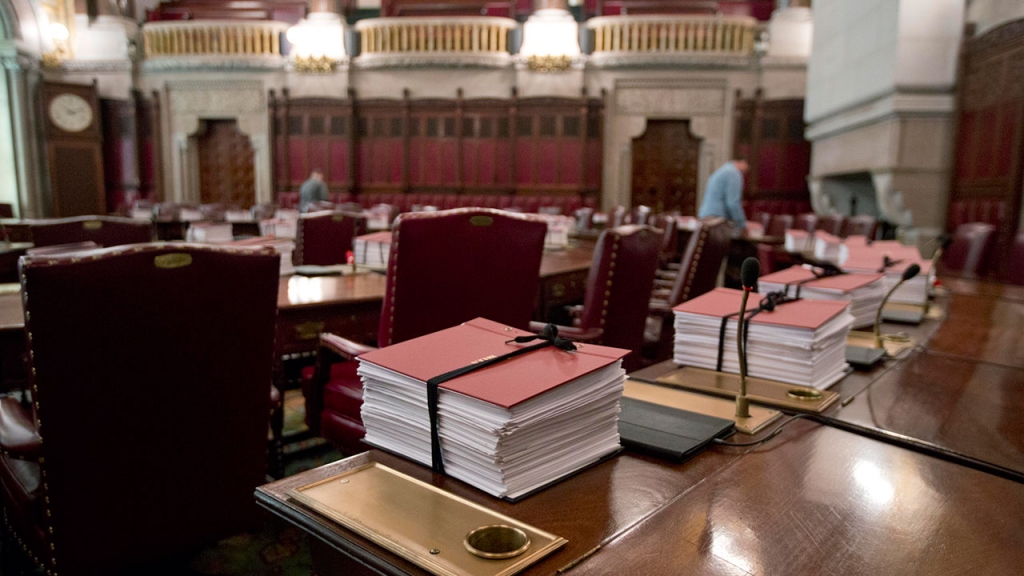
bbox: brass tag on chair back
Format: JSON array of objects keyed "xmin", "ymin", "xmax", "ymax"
[
  {"xmin": 470, "ymin": 216, "xmax": 493, "ymax": 227},
  {"xmin": 83, "ymin": 220, "xmax": 102, "ymax": 231},
  {"xmin": 154, "ymin": 253, "xmax": 193, "ymax": 269},
  {"xmin": 332, "ymin": 214, "xmax": 346, "ymax": 222}
]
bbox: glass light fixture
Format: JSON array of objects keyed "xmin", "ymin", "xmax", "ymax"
[
  {"xmin": 519, "ymin": 8, "xmax": 581, "ymax": 72},
  {"xmin": 288, "ymin": 12, "xmax": 346, "ymax": 73}
]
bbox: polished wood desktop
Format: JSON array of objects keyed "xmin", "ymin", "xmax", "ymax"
[
  {"xmin": 535, "ymin": 242, "xmax": 595, "ymax": 322},
  {"xmin": 257, "ymin": 279, "xmax": 1024, "ymax": 575}
]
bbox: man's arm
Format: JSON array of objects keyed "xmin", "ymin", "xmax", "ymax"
[{"xmin": 724, "ymin": 172, "xmax": 747, "ymax": 230}]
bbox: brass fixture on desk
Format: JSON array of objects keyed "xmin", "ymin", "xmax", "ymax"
[
  {"xmin": 847, "ymin": 263, "xmax": 921, "ymax": 366},
  {"xmin": 653, "ymin": 366, "xmax": 840, "ymax": 413}
]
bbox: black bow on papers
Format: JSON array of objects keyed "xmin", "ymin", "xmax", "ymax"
[
  {"xmin": 715, "ymin": 291, "xmax": 802, "ymax": 372},
  {"xmin": 506, "ymin": 323, "xmax": 578, "ymax": 352},
  {"xmin": 425, "ymin": 323, "xmax": 577, "ymax": 475}
]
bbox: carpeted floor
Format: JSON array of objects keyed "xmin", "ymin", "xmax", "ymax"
[{"xmin": 1, "ymin": 390, "xmax": 345, "ymax": 576}]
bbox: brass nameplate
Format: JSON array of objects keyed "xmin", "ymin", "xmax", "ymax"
[
  {"xmin": 653, "ymin": 367, "xmax": 840, "ymax": 413},
  {"xmin": 332, "ymin": 213, "xmax": 346, "ymax": 222},
  {"xmin": 470, "ymin": 216, "xmax": 494, "ymax": 227},
  {"xmin": 294, "ymin": 321, "xmax": 325, "ymax": 340},
  {"xmin": 289, "ymin": 463, "xmax": 567, "ymax": 576},
  {"xmin": 624, "ymin": 379, "xmax": 782, "ymax": 435},
  {"xmin": 83, "ymin": 220, "xmax": 102, "ymax": 230},
  {"xmin": 153, "ymin": 253, "xmax": 192, "ymax": 269}
]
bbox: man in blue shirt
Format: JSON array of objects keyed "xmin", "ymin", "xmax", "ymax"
[
  {"xmin": 698, "ymin": 157, "xmax": 749, "ymax": 231},
  {"xmin": 299, "ymin": 169, "xmax": 329, "ymax": 213}
]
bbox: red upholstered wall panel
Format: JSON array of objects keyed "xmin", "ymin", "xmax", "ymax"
[
  {"xmin": 289, "ymin": 141, "xmax": 307, "ymax": 183},
  {"xmin": 559, "ymin": 141, "xmax": 582, "ymax": 185},
  {"xmin": 329, "ymin": 142, "xmax": 349, "ymax": 183}
]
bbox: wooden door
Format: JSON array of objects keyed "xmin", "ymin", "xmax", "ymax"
[
  {"xmin": 197, "ymin": 120, "xmax": 255, "ymax": 207},
  {"xmin": 631, "ymin": 120, "xmax": 701, "ymax": 214}
]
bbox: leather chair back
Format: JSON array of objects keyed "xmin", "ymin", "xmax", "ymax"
[
  {"xmin": 574, "ymin": 207, "xmax": 594, "ymax": 231},
  {"xmin": 30, "ymin": 216, "xmax": 153, "ymax": 248},
  {"xmin": 766, "ymin": 214, "xmax": 793, "ymax": 237},
  {"xmin": 1008, "ymin": 232, "xmax": 1024, "ymax": 286},
  {"xmin": 295, "ymin": 211, "xmax": 366, "ymax": 266},
  {"xmin": 945, "ymin": 222, "xmax": 996, "ymax": 277},
  {"xmin": 578, "ymin": 226, "xmax": 661, "ymax": 370},
  {"xmin": 668, "ymin": 217, "xmax": 733, "ymax": 305},
  {"xmin": 842, "ymin": 215, "xmax": 878, "ymax": 239},
  {"xmin": 816, "ymin": 213, "xmax": 844, "ymax": 236},
  {"xmin": 610, "ymin": 206, "xmax": 627, "ymax": 228},
  {"xmin": 379, "ymin": 208, "xmax": 547, "ymax": 346},
  {"xmin": 651, "ymin": 214, "xmax": 678, "ymax": 261},
  {"xmin": 794, "ymin": 213, "xmax": 818, "ymax": 233},
  {"xmin": 629, "ymin": 205, "xmax": 652, "ymax": 225},
  {"xmin": 19, "ymin": 244, "xmax": 279, "ymax": 574}
]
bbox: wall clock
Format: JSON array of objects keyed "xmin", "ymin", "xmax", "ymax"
[{"xmin": 48, "ymin": 93, "xmax": 94, "ymax": 133}]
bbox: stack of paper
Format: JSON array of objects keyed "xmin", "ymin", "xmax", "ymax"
[
  {"xmin": 673, "ymin": 288, "xmax": 854, "ymax": 389},
  {"xmin": 225, "ymin": 209, "xmax": 252, "ymax": 222},
  {"xmin": 186, "ymin": 222, "xmax": 233, "ymax": 243},
  {"xmin": 366, "ymin": 205, "xmax": 393, "ymax": 231},
  {"xmin": 179, "ymin": 207, "xmax": 203, "ymax": 222},
  {"xmin": 757, "ymin": 266, "xmax": 885, "ymax": 328},
  {"xmin": 130, "ymin": 207, "xmax": 153, "ymax": 221},
  {"xmin": 842, "ymin": 253, "xmax": 930, "ymax": 306},
  {"xmin": 359, "ymin": 318, "xmax": 628, "ymax": 500},
  {"xmin": 538, "ymin": 215, "xmax": 572, "ymax": 249},
  {"xmin": 353, "ymin": 231, "xmax": 392, "ymax": 268},
  {"xmin": 784, "ymin": 229, "xmax": 812, "ymax": 252},
  {"xmin": 231, "ymin": 236, "xmax": 294, "ymax": 275},
  {"xmin": 813, "ymin": 231, "xmax": 844, "ymax": 262},
  {"xmin": 259, "ymin": 218, "xmax": 297, "ymax": 240}
]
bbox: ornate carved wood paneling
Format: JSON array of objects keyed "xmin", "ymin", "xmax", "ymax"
[
  {"xmin": 732, "ymin": 93, "xmax": 811, "ymax": 205},
  {"xmin": 196, "ymin": 120, "xmax": 255, "ymax": 207},
  {"xmin": 272, "ymin": 92, "xmax": 604, "ymax": 203},
  {"xmin": 100, "ymin": 99, "xmax": 139, "ymax": 213},
  {"xmin": 631, "ymin": 119, "xmax": 701, "ymax": 214},
  {"xmin": 950, "ymin": 18, "xmax": 1024, "ymax": 278}
]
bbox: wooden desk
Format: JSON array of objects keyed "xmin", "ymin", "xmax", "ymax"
[
  {"xmin": 257, "ymin": 278, "xmax": 1024, "ymax": 575},
  {"xmin": 534, "ymin": 242, "xmax": 594, "ymax": 322},
  {"xmin": 275, "ymin": 274, "xmax": 387, "ymax": 357}
]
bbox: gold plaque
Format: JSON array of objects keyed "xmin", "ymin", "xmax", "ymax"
[
  {"xmin": 332, "ymin": 214, "xmax": 346, "ymax": 222},
  {"xmin": 153, "ymin": 253, "xmax": 193, "ymax": 269},
  {"xmin": 83, "ymin": 220, "xmax": 102, "ymax": 231},
  {"xmin": 294, "ymin": 321, "xmax": 325, "ymax": 340},
  {"xmin": 289, "ymin": 462, "xmax": 567, "ymax": 576},
  {"xmin": 470, "ymin": 216, "xmax": 494, "ymax": 227},
  {"xmin": 652, "ymin": 366, "xmax": 840, "ymax": 413}
]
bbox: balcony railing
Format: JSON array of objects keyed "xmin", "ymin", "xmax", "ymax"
[
  {"xmin": 143, "ymin": 20, "xmax": 288, "ymax": 69},
  {"xmin": 354, "ymin": 17, "xmax": 517, "ymax": 68},
  {"xmin": 586, "ymin": 15, "xmax": 756, "ymax": 66}
]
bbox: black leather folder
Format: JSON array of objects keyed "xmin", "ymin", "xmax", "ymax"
[{"xmin": 618, "ymin": 397, "xmax": 734, "ymax": 461}]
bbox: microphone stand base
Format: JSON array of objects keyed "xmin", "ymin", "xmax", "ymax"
[{"xmin": 652, "ymin": 366, "xmax": 840, "ymax": 414}]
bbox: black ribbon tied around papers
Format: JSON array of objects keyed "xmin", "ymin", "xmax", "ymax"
[
  {"xmin": 715, "ymin": 291, "xmax": 802, "ymax": 372},
  {"xmin": 425, "ymin": 323, "xmax": 577, "ymax": 474}
]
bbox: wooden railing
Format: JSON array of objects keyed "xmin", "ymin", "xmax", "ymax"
[
  {"xmin": 143, "ymin": 20, "xmax": 288, "ymax": 57},
  {"xmin": 587, "ymin": 15, "xmax": 756, "ymax": 55},
  {"xmin": 355, "ymin": 17, "xmax": 516, "ymax": 55}
]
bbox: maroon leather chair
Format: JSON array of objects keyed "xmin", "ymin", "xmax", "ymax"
[
  {"xmin": 766, "ymin": 214, "xmax": 794, "ymax": 237},
  {"xmin": 304, "ymin": 209, "xmax": 548, "ymax": 454},
  {"xmin": 944, "ymin": 222, "xmax": 997, "ymax": 278},
  {"xmin": 30, "ymin": 215, "xmax": 154, "ymax": 248},
  {"xmin": 628, "ymin": 205, "xmax": 652, "ymax": 226},
  {"xmin": 294, "ymin": 211, "xmax": 367, "ymax": 266},
  {"xmin": 0, "ymin": 244, "xmax": 280, "ymax": 575},
  {"xmin": 645, "ymin": 217, "xmax": 733, "ymax": 363},
  {"xmin": 842, "ymin": 215, "xmax": 878, "ymax": 239},
  {"xmin": 532, "ymin": 226, "xmax": 661, "ymax": 372},
  {"xmin": 1007, "ymin": 232, "xmax": 1024, "ymax": 286},
  {"xmin": 794, "ymin": 213, "xmax": 818, "ymax": 233},
  {"xmin": 816, "ymin": 213, "xmax": 844, "ymax": 236}
]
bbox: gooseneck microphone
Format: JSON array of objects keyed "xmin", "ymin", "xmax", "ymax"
[
  {"xmin": 736, "ymin": 257, "xmax": 760, "ymax": 419},
  {"xmin": 874, "ymin": 263, "xmax": 921, "ymax": 347}
]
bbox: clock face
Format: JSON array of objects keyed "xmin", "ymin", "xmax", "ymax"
[{"xmin": 48, "ymin": 93, "xmax": 93, "ymax": 133}]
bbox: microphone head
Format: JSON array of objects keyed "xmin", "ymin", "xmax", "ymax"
[
  {"xmin": 740, "ymin": 257, "xmax": 760, "ymax": 288},
  {"xmin": 938, "ymin": 233, "xmax": 953, "ymax": 249},
  {"xmin": 902, "ymin": 263, "xmax": 921, "ymax": 281}
]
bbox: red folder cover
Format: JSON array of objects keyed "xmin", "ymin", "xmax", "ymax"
[
  {"xmin": 842, "ymin": 253, "xmax": 931, "ymax": 275},
  {"xmin": 672, "ymin": 288, "xmax": 850, "ymax": 329},
  {"xmin": 358, "ymin": 318, "xmax": 628, "ymax": 409},
  {"xmin": 758, "ymin": 267, "xmax": 884, "ymax": 292},
  {"xmin": 355, "ymin": 231, "xmax": 393, "ymax": 244}
]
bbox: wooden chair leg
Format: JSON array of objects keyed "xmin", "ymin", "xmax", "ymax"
[{"xmin": 268, "ymin": 383, "xmax": 285, "ymax": 479}]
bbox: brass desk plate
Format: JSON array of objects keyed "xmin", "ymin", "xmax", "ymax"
[
  {"xmin": 653, "ymin": 367, "xmax": 839, "ymax": 413},
  {"xmin": 847, "ymin": 330, "xmax": 917, "ymax": 358},
  {"xmin": 289, "ymin": 463, "xmax": 567, "ymax": 576},
  {"xmin": 624, "ymin": 379, "xmax": 782, "ymax": 435},
  {"xmin": 924, "ymin": 303, "xmax": 945, "ymax": 320}
]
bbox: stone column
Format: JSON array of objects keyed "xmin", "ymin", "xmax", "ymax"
[{"xmin": 1, "ymin": 53, "xmax": 45, "ymax": 217}]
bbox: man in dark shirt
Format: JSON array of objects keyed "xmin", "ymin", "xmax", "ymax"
[{"xmin": 299, "ymin": 169, "xmax": 328, "ymax": 212}]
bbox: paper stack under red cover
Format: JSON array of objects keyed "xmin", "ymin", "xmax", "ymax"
[
  {"xmin": 353, "ymin": 231, "xmax": 392, "ymax": 267},
  {"xmin": 757, "ymin": 266, "xmax": 885, "ymax": 328},
  {"xmin": 231, "ymin": 236, "xmax": 293, "ymax": 275},
  {"xmin": 673, "ymin": 288, "xmax": 854, "ymax": 389},
  {"xmin": 841, "ymin": 240, "xmax": 930, "ymax": 306},
  {"xmin": 357, "ymin": 318, "xmax": 628, "ymax": 499}
]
